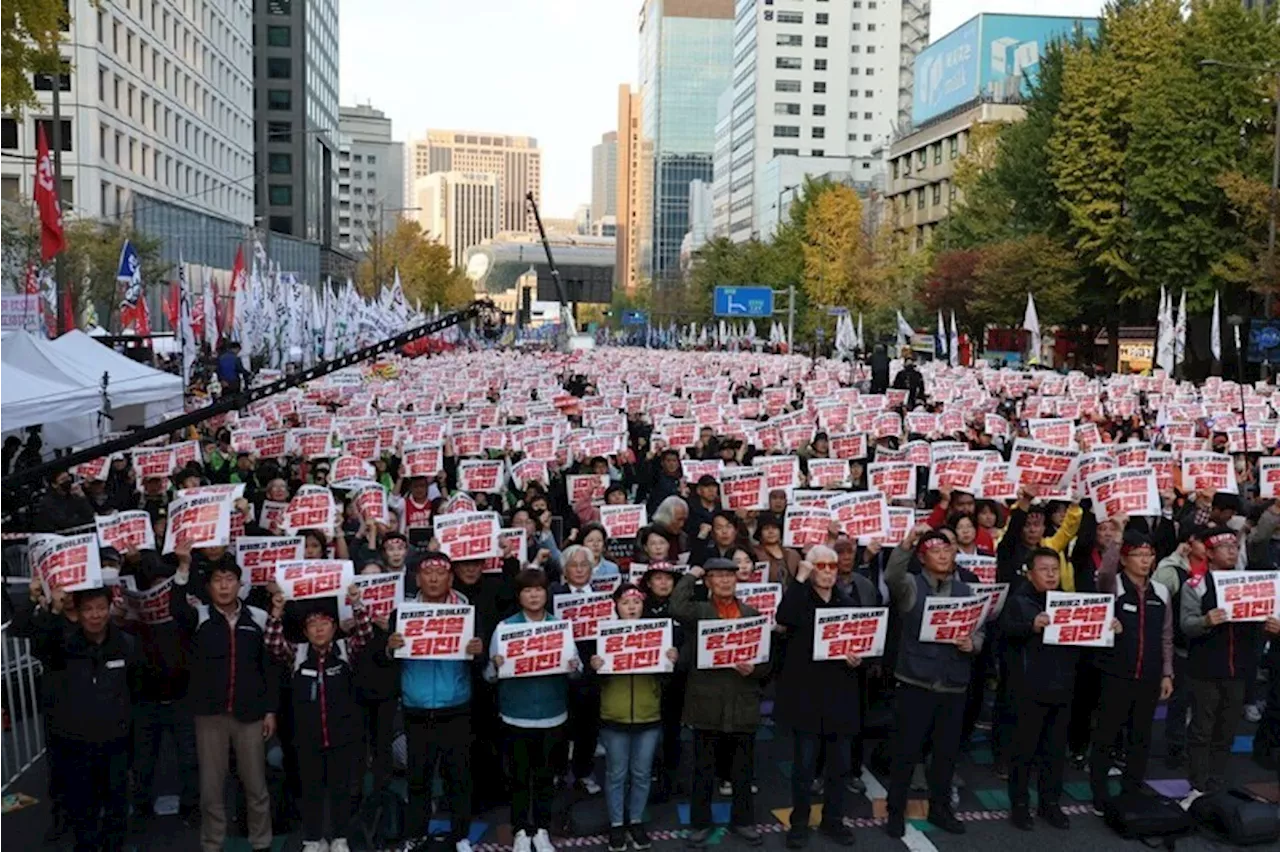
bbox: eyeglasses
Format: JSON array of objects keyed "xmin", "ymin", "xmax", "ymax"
[{"xmin": 812, "ymin": 561, "xmax": 838, "ymax": 570}]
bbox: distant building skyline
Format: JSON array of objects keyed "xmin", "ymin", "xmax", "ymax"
[
  {"xmin": 407, "ymin": 129, "xmax": 541, "ymax": 233},
  {"xmin": 337, "ymin": 104, "xmax": 405, "ymax": 255}
]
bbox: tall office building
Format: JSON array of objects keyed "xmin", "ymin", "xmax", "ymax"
[
  {"xmin": 407, "ymin": 130, "xmax": 540, "ymax": 233},
  {"xmin": 615, "ymin": 85, "xmax": 646, "ymax": 293},
  {"xmin": 0, "ymin": 0, "xmax": 255, "ymax": 270},
  {"xmin": 252, "ymin": 0, "xmax": 341, "ymax": 272},
  {"xmin": 591, "ymin": 131, "xmax": 618, "ymax": 229},
  {"xmin": 712, "ymin": 0, "xmax": 928, "ymax": 241},
  {"xmin": 412, "ymin": 172, "xmax": 501, "ymax": 269},
  {"xmin": 337, "ymin": 104, "xmax": 405, "ymax": 254},
  {"xmin": 637, "ymin": 0, "xmax": 734, "ymax": 283}
]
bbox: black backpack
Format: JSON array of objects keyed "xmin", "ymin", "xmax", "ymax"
[
  {"xmin": 1102, "ymin": 789, "xmax": 1195, "ymax": 849},
  {"xmin": 1188, "ymin": 788, "xmax": 1280, "ymax": 847}
]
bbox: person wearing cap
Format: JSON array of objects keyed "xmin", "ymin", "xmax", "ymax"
[
  {"xmin": 590, "ymin": 583, "xmax": 680, "ymax": 852},
  {"xmin": 669, "ymin": 557, "xmax": 771, "ymax": 848},
  {"xmin": 1180, "ymin": 523, "xmax": 1280, "ymax": 804},
  {"xmin": 377, "ymin": 552, "xmax": 486, "ymax": 852},
  {"xmin": 1151, "ymin": 524, "xmax": 1209, "ymax": 767},
  {"xmin": 1088, "ymin": 528, "xmax": 1173, "ymax": 813},
  {"xmin": 264, "ymin": 585, "xmax": 373, "ymax": 852},
  {"xmin": 170, "ymin": 543, "xmax": 278, "ymax": 852},
  {"xmin": 774, "ymin": 545, "xmax": 875, "ymax": 849},
  {"xmin": 25, "ymin": 582, "xmax": 144, "ymax": 852},
  {"xmin": 881, "ymin": 523, "xmax": 983, "ymax": 839}
]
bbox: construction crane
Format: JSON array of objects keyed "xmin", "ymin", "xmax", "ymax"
[{"xmin": 525, "ymin": 191, "xmax": 594, "ymax": 353}]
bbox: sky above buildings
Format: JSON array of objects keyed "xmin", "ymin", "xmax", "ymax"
[{"xmin": 339, "ymin": 0, "xmax": 1106, "ymax": 220}]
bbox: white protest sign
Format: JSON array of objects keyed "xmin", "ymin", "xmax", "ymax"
[
  {"xmin": 600, "ymin": 504, "xmax": 647, "ymax": 541},
  {"xmin": 282, "ymin": 485, "xmax": 337, "ymax": 535},
  {"xmin": 352, "ymin": 572, "xmax": 404, "ymax": 623},
  {"xmin": 495, "ymin": 619, "xmax": 577, "ymax": 678},
  {"xmin": 553, "ymin": 590, "xmax": 616, "ymax": 641},
  {"xmin": 970, "ymin": 582, "xmax": 1010, "ymax": 621},
  {"xmin": 1084, "ymin": 467, "xmax": 1160, "ymax": 523},
  {"xmin": 1181, "ymin": 451, "xmax": 1239, "ymax": 495},
  {"xmin": 736, "ymin": 582, "xmax": 782, "ymax": 625},
  {"xmin": 829, "ymin": 490, "xmax": 887, "ymax": 539},
  {"xmin": 29, "ymin": 533, "xmax": 104, "ymax": 595},
  {"xmin": 720, "ymin": 467, "xmax": 767, "ymax": 511},
  {"xmin": 696, "ymin": 616, "xmax": 771, "ymax": 669},
  {"xmin": 918, "ymin": 596, "xmax": 989, "ymax": 644},
  {"xmin": 812, "ymin": 607, "xmax": 888, "ymax": 660},
  {"xmin": 597, "ymin": 619, "xmax": 675, "ymax": 673},
  {"xmin": 275, "ymin": 559, "xmax": 355, "ymax": 620},
  {"xmin": 459, "ymin": 460, "xmax": 507, "ymax": 494},
  {"xmin": 235, "ymin": 536, "xmax": 305, "ymax": 587},
  {"xmin": 1044, "ymin": 591, "xmax": 1115, "ymax": 647},
  {"xmin": 393, "ymin": 602, "xmax": 476, "ymax": 659},
  {"xmin": 433, "ymin": 511, "xmax": 501, "ymax": 560},
  {"xmin": 783, "ymin": 507, "xmax": 831, "ymax": 549},
  {"xmin": 1212, "ymin": 571, "xmax": 1280, "ymax": 622},
  {"xmin": 96, "ymin": 511, "xmax": 156, "ymax": 552},
  {"xmin": 164, "ymin": 491, "xmax": 234, "ymax": 553},
  {"xmin": 122, "ymin": 577, "xmax": 173, "ymax": 625}
]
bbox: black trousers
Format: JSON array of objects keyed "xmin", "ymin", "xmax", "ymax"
[
  {"xmin": 962, "ymin": 644, "xmax": 992, "ymax": 745},
  {"xmin": 404, "ymin": 707, "xmax": 473, "ymax": 841},
  {"xmin": 886, "ymin": 685, "xmax": 965, "ymax": 818},
  {"xmin": 791, "ymin": 731, "xmax": 849, "ymax": 830},
  {"xmin": 469, "ymin": 681, "xmax": 507, "ymax": 809},
  {"xmin": 1008, "ymin": 697, "xmax": 1069, "ymax": 810},
  {"xmin": 297, "ymin": 741, "xmax": 358, "ymax": 842},
  {"xmin": 133, "ymin": 699, "xmax": 199, "ymax": 813},
  {"xmin": 556, "ymin": 682, "xmax": 602, "ymax": 781},
  {"xmin": 59, "ymin": 735, "xmax": 130, "ymax": 852},
  {"xmin": 692, "ymin": 729, "xmax": 755, "ymax": 829},
  {"xmin": 507, "ymin": 724, "xmax": 563, "ymax": 835},
  {"xmin": 1186, "ymin": 677, "xmax": 1246, "ymax": 793},
  {"xmin": 1089, "ymin": 674, "xmax": 1159, "ymax": 802},
  {"xmin": 360, "ymin": 697, "xmax": 397, "ymax": 795},
  {"xmin": 658, "ymin": 673, "xmax": 687, "ymax": 776},
  {"xmin": 1067, "ymin": 660, "xmax": 1101, "ymax": 755}
]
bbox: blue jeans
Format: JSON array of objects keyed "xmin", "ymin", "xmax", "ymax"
[{"xmin": 600, "ymin": 725, "xmax": 661, "ymax": 827}]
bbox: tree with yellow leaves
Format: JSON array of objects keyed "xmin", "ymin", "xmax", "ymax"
[
  {"xmin": 802, "ymin": 183, "xmax": 871, "ymax": 311},
  {"xmin": 355, "ymin": 218, "xmax": 473, "ymax": 309}
]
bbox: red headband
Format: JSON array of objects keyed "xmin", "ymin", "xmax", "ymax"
[
  {"xmin": 1120, "ymin": 543, "xmax": 1154, "ymax": 556},
  {"xmin": 916, "ymin": 536, "xmax": 950, "ymax": 554},
  {"xmin": 419, "ymin": 557, "xmax": 451, "ymax": 572},
  {"xmin": 1204, "ymin": 531, "xmax": 1236, "ymax": 549},
  {"xmin": 619, "ymin": 588, "xmax": 645, "ymax": 602}
]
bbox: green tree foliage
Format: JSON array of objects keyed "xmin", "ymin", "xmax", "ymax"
[
  {"xmin": 1, "ymin": 0, "xmax": 67, "ymax": 117},
  {"xmin": 971, "ymin": 235, "xmax": 1079, "ymax": 328},
  {"xmin": 920, "ymin": 249, "xmax": 981, "ymax": 339},
  {"xmin": 355, "ymin": 218, "xmax": 472, "ymax": 308}
]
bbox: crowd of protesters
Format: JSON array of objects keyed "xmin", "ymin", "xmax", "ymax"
[{"xmin": 5, "ymin": 348, "xmax": 1280, "ymax": 852}]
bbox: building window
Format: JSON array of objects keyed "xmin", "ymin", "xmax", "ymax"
[
  {"xmin": 33, "ymin": 60, "xmax": 71, "ymax": 92},
  {"xmin": 776, "ymin": 79, "xmax": 801, "ymax": 92},
  {"xmin": 816, "ymin": 13, "xmax": 829, "ymax": 24},
  {"xmin": 934, "ymin": 143, "xmax": 942, "ymax": 164},
  {"xmin": 863, "ymin": 111, "xmax": 873, "ymax": 119},
  {"xmin": 776, "ymin": 34, "xmax": 801, "ymax": 46},
  {"xmin": 266, "ymin": 57, "xmax": 291, "ymax": 79},
  {"xmin": 812, "ymin": 149, "xmax": 824, "ymax": 157},
  {"xmin": 865, "ymin": 68, "xmax": 874, "ymax": 76},
  {"xmin": 891, "ymin": 159, "xmax": 899, "ymax": 179},
  {"xmin": 267, "ymin": 0, "xmax": 291, "ymax": 13},
  {"xmin": 949, "ymin": 136, "xmax": 960, "ymax": 159},
  {"xmin": 0, "ymin": 118, "xmax": 16, "ymax": 149},
  {"xmin": 814, "ymin": 81, "xmax": 826, "ymax": 93},
  {"xmin": 867, "ymin": 46, "xmax": 876, "ymax": 54},
  {"xmin": 268, "ymin": 184, "xmax": 292, "ymax": 205},
  {"xmin": 267, "ymin": 89, "xmax": 291, "ymax": 110},
  {"xmin": 773, "ymin": 126, "xmax": 800, "ymax": 138},
  {"xmin": 266, "ymin": 25, "xmax": 290, "ymax": 46},
  {"xmin": 812, "ymin": 127, "xmax": 825, "ymax": 139},
  {"xmin": 814, "ymin": 59, "xmax": 827, "ymax": 70},
  {"xmin": 851, "ymin": 23, "xmax": 860, "ymax": 31},
  {"xmin": 367, "ymin": 154, "xmax": 377, "ymax": 164},
  {"xmin": 815, "ymin": 36, "xmax": 828, "ymax": 48},
  {"xmin": 917, "ymin": 191, "xmax": 925, "ymax": 210},
  {"xmin": 933, "ymin": 184, "xmax": 942, "ymax": 206},
  {"xmin": 775, "ymin": 103, "xmax": 800, "ymax": 115},
  {"xmin": 863, "ymin": 133, "xmax": 872, "ymax": 141},
  {"xmin": 268, "ymin": 152, "xmax": 291, "ymax": 173},
  {"xmin": 813, "ymin": 104, "xmax": 826, "ymax": 116},
  {"xmin": 850, "ymin": 67, "xmax": 859, "ymax": 75},
  {"xmin": 777, "ymin": 11, "xmax": 802, "ymax": 23},
  {"xmin": 267, "ymin": 121, "xmax": 292, "ymax": 143},
  {"xmin": 865, "ymin": 90, "xmax": 873, "ymax": 97},
  {"xmin": 36, "ymin": 119, "xmax": 72, "ymax": 150},
  {"xmin": 776, "ymin": 57, "xmax": 802, "ymax": 69},
  {"xmin": 269, "ymin": 214, "xmax": 292, "ymax": 233},
  {"xmin": 773, "ymin": 148, "xmax": 799, "ymax": 156},
  {"xmin": 851, "ymin": 45, "xmax": 860, "ymax": 53}
]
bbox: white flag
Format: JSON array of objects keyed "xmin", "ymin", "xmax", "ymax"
[
  {"xmin": 1174, "ymin": 289, "xmax": 1187, "ymax": 367},
  {"xmin": 1022, "ymin": 293, "xmax": 1040, "ymax": 365},
  {"xmin": 949, "ymin": 310, "xmax": 959, "ymax": 368},
  {"xmin": 937, "ymin": 309, "xmax": 946, "ymax": 359},
  {"xmin": 202, "ymin": 276, "xmax": 218, "ymax": 350},
  {"xmin": 1211, "ymin": 289, "xmax": 1222, "ymax": 362},
  {"xmin": 856, "ymin": 313, "xmax": 864, "ymax": 350},
  {"xmin": 896, "ymin": 311, "xmax": 914, "ymax": 347},
  {"xmin": 177, "ymin": 256, "xmax": 196, "ymax": 387},
  {"xmin": 1156, "ymin": 285, "xmax": 1174, "ymax": 373}
]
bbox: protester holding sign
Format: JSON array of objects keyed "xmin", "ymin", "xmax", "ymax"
[
  {"xmin": 551, "ymin": 545, "xmax": 607, "ymax": 794},
  {"xmin": 638, "ymin": 561, "xmax": 688, "ymax": 799},
  {"xmin": 1180, "ymin": 526, "xmax": 1280, "ymax": 804},
  {"xmin": 773, "ymin": 547, "xmax": 876, "ymax": 849},
  {"xmin": 668, "ymin": 559, "xmax": 771, "ymax": 848},
  {"xmin": 485, "ymin": 569, "xmax": 582, "ymax": 852},
  {"xmin": 589, "ymin": 584, "xmax": 679, "ymax": 852},
  {"xmin": 882, "ymin": 524, "xmax": 981, "ymax": 838},
  {"xmin": 1089, "ymin": 530, "xmax": 1173, "ymax": 813}
]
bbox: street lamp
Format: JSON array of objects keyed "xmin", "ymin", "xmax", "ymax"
[{"xmin": 1199, "ymin": 59, "xmax": 1280, "ymax": 322}]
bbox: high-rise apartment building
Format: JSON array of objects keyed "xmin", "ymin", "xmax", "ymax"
[
  {"xmin": 591, "ymin": 131, "xmax": 618, "ymax": 228},
  {"xmin": 637, "ymin": 0, "xmax": 735, "ymax": 284},
  {"xmin": 0, "ymin": 0, "xmax": 255, "ymax": 269},
  {"xmin": 712, "ymin": 0, "xmax": 928, "ymax": 241},
  {"xmin": 407, "ymin": 131, "xmax": 540, "ymax": 233},
  {"xmin": 615, "ymin": 84, "xmax": 646, "ymax": 294},
  {"xmin": 252, "ymin": 0, "xmax": 340, "ymax": 262},
  {"xmin": 337, "ymin": 104, "xmax": 405, "ymax": 254},
  {"xmin": 412, "ymin": 171, "xmax": 501, "ymax": 269}
]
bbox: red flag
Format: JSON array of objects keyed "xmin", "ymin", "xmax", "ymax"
[
  {"xmin": 23, "ymin": 262, "xmax": 39, "ymax": 295},
  {"xmin": 162, "ymin": 282, "xmax": 179, "ymax": 331},
  {"xmin": 228, "ymin": 245, "xmax": 246, "ymax": 327},
  {"xmin": 134, "ymin": 295, "xmax": 152, "ymax": 337},
  {"xmin": 34, "ymin": 124, "xmax": 65, "ymax": 261}
]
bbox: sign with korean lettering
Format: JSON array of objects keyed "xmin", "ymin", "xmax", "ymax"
[
  {"xmin": 867, "ymin": 462, "xmax": 916, "ymax": 502},
  {"xmin": 1260, "ymin": 458, "xmax": 1280, "ymax": 499},
  {"xmin": 1115, "ymin": 443, "xmax": 1150, "ymax": 470},
  {"xmin": 807, "ymin": 458, "xmax": 851, "ymax": 489},
  {"xmin": 72, "ymin": 455, "xmax": 112, "ymax": 482},
  {"xmin": 683, "ymin": 460, "xmax": 724, "ymax": 484},
  {"xmin": 458, "ymin": 460, "xmax": 506, "ymax": 494},
  {"xmin": 260, "ymin": 500, "xmax": 289, "ymax": 533},
  {"xmin": 928, "ymin": 451, "xmax": 985, "ymax": 493},
  {"xmin": 590, "ymin": 575, "xmax": 623, "ymax": 594},
  {"xmin": 96, "ymin": 510, "xmax": 156, "ymax": 552},
  {"xmin": 1011, "ymin": 439, "xmax": 1078, "ymax": 491},
  {"xmin": 720, "ymin": 467, "xmax": 767, "ymax": 511},
  {"xmin": 783, "ymin": 507, "xmax": 831, "ymax": 549},
  {"xmin": 829, "ymin": 432, "xmax": 867, "ymax": 461},
  {"xmin": 133, "ymin": 446, "xmax": 176, "ymax": 482},
  {"xmin": 330, "ymin": 455, "xmax": 374, "ymax": 487},
  {"xmin": 164, "ymin": 491, "xmax": 234, "ymax": 553},
  {"xmin": 1084, "ymin": 467, "xmax": 1160, "ymax": 523},
  {"xmin": 254, "ymin": 429, "xmax": 288, "ymax": 458},
  {"xmin": 283, "ymin": 485, "xmax": 336, "ymax": 535},
  {"xmin": 956, "ymin": 553, "xmax": 997, "ymax": 584},
  {"xmin": 829, "ymin": 490, "xmax": 887, "ymax": 539},
  {"xmin": 495, "ymin": 619, "xmax": 576, "ymax": 678},
  {"xmin": 554, "ymin": 590, "xmax": 616, "ymax": 641},
  {"xmin": 1212, "ymin": 571, "xmax": 1280, "ymax": 622},
  {"xmin": 970, "ymin": 583, "xmax": 1010, "ymax": 621},
  {"xmin": 351, "ymin": 572, "xmax": 403, "ymax": 623},
  {"xmin": 753, "ymin": 456, "xmax": 800, "ymax": 493},
  {"xmin": 401, "ymin": 444, "xmax": 444, "ymax": 478},
  {"xmin": 736, "ymin": 582, "xmax": 782, "ymax": 625},
  {"xmin": 393, "ymin": 602, "xmax": 475, "ymax": 659},
  {"xmin": 345, "ymin": 481, "xmax": 385, "ymax": 525},
  {"xmin": 291, "ymin": 429, "xmax": 332, "ymax": 460},
  {"xmin": 511, "ymin": 458, "xmax": 549, "ymax": 490},
  {"xmin": 275, "ymin": 560, "xmax": 355, "ymax": 616},
  {"xmin": 1044, "ymin": 592, "xmax": 1115, "ymax": 647},
  {"xmin": 1029, "ymin": 417, "xmax": 1074, "ymax": 449},
  {"xmin": 433, "ymin": 511, "xmax": 500, "ymax": 560},
  {"xmin": 597, "ymin": 619, "xmax": 675, "ymax": 674},
  {"xmin": 812, "ymin": 607, "xmax": 888, "ymax": 660},
  {"xmin": 566, "ymin": 474, "xmax": 609, "ymax": 506},
  {"xmin": 235, "ymin": 536, "xmax": 305, "ymax": 587},
  {"xmin": 696, "ymin": 615, "xmax": 771, "ymax": 669},
  {"xmin": 29, "ymin": 533, "xmax": 104, "ymax": 595},
  {"xmin": 1181, "ymin": 451, "xmax": 1239, "ymax": 495},
  {"xmin": 122, "ymin": 577, "xmax": 173, "ymax": 625},
  {"xmin": 976, "ymin": 461, "xmax": 1018, "ymax": 501},
  {"xmin": 599, "ymin": 504, "xmax": 647, "ymax": 541},
  {"xmin": 918, "ymin": 596, "xmax": 989, "ymax": 644}
]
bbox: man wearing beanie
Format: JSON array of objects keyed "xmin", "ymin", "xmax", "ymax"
[{"xmin": 882, "ymin": 524, "xmax": 983, "ymax": 839}]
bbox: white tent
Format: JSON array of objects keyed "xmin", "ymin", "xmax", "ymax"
[{"xmin": 2, "ymin": 330, "xmax": 184, "ymax": 452}]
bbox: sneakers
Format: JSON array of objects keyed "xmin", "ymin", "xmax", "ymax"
[
  {"xmin": 330, "ymin": 840, "xmax": 349, "ymax": 852},
  {"xmin": 719, "ymin": 780, "xmax": 733, "ymax": 796},
  {"xmin": 1090, "ymin": 798, "xmax": 1106, "ymax": 817},
  {"xmin": 608, "ymin": 827, "xmax": 629, "ymax": 852},
  {"xmin": 686, "ymin": 827, "xmax": 715, "ymax": 848},
  {"xmin": 532, "ymin": 828, "xmax": 556, "ymax": 852},
  {"xmin": 885, "ymin": 813, "xmax": 905, "ymax": 839},
  {"xmin": 456, "ymin": 841, "xmax": 474, "ymax": 852},
  {"xmin": 729, "ymin": 825, "xmax": 763, "ymax": 846},
  {"xmin": 1038, "ymin": 805, "xmax": 1070, "ymax": 830},
  {"xmin": 1010, "ymin": 806, "xmax": 1034, "ymax": 831},
  {"xmin": 818, "ymin": 821, "xmax": 855, "ymax": 847},
  {"xmin": 810, "ymin": 777, "xmax": 824, "ymax": 796},
  {"xmin": 628, "ymin": 823, "xmax": 652, "ymax": 850},
  {"xmin": 844, "ymin": 775, "xmax": 866, "ymax": 795},
  {"xmin": 927, "ymin": 803, "xmax": 966, "ymax": 834},
  {"xmin": 1180, "ymin": 789, "xmax": 1204, "ymax": 811},
  {"xmin": 785, "ymin": 824, "xmax": 809, "ymax": 849},
  {"xmin": 1245, "ymin": 702, "xmax": 1263, "ymax": 723},
  {"xmin": 301, "ymin": 843, "xmax": 326, "ymax": 852},
  {"xmin": 578, "ymin": 776, "xmax": 603, "ymax": 796},
  {"xmin": 513, "ymin": 829, "xmax": 533, "ymax": 852}
]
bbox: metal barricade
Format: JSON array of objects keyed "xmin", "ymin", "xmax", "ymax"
[{"xmin": 2, "ymin": 622, "xmax": 44, "ymax": 791}]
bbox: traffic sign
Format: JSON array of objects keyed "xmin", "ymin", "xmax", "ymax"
[
  {"xmin": 621, "ymin": 309, "xmax": 649, "ymax": 327},
  {"xmin": 713, "ymin": 286, "xmax": 775, "ymax": 318}
]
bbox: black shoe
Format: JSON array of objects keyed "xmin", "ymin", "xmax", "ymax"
[
  {"xmin": 1090, "ymin": 798, "xmax": 1106, "ymax": 817},
  {"xmin": 1010, "ymin": 807, "xmax": 1033, "ymax": 831},
  {"xmin": 730, "ymin": 824, "xmax": 763, "ymax": 846},
  {"xmin": 628, "ymin": 823, "xmax": 652, "ymax": 851},
  {"xmin": 885, "ymin": 813, "xmax": 905, "ymax": 839},
  {"xmin": 687, "ymin": 828, "xmax": 715, "ymax": 849},
  {"xmin": 609, "ymin": 826, "xmax": 629, "ymax": 852},
  {"xmin": 1038, "ymin": 805, "xmax": 1069, "ymax": 830},
  {"xmin": 819, "ymin": 821, "xmax": 855, "ymax": 847},
  {"xmin": 785, "ymin": 824, "xmax": 809, "ymax": 849},
  {"xmin": 927, "ymin": 803, "xmax": 966, "ymax": 834}
]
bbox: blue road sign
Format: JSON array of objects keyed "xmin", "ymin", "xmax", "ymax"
[
  {"xmin": 621, "ymin": 309, "xmax": 649, "ymax": 327},
  {"xmin": 714, "ymin": 286, "xmax": 775, "ymax": 318}
]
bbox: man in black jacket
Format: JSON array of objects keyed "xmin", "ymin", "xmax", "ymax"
[
  {"xmin": 36, "ymin": 469, "xmax": 96, "ymax": 532},
  {"xmin": 171, "ymin": 545, "xmax": 278, "ymax": 852},
  {"xmin": 31, "ymin": 584, "xmax": 144, "ymax": 852}
]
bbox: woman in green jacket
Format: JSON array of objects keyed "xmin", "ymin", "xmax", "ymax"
[{"xmin": 590, "ymin": 584, "xmax": 679, "ymax": 852}]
